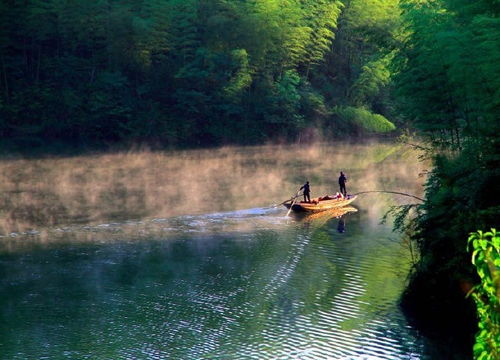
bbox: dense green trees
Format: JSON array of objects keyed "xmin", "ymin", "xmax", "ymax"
[
  {"xmin": 0, "ymin": 0, "xmax": 399, "ymax": 150},
  {"xmin": 393, "ymin": 0, "xmax": 499, "ymax": 356},
  {"xmin": 310, "ymin": 0, "xmax": 401, "ymax": 133}
]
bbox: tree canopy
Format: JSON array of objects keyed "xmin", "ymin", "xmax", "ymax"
[
  {"xmin": 393, "ymin": 1, "xmax": 499, "ymax": 357},
  {"xmin": 0, "ymin": 0, "xmax": 400, "ymax": 150}
]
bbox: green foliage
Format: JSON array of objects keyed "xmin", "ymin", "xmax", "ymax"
[
  {"xmin": 468, "ymin": 229, "xmax": 500, "ymax": 360},
  {"xmin": 350, "ymin": 52, "xmax": 394, "ymax": 106},
  {"xmin": 392, "ymin": 0, "xmax": 500, "ymax": 354},
  {"xmin": 333, "ymin": 106, "xmax": 396, "ymax": 133},
  {"xmin": 383, "ymin": 203, "xmax": 420, "ymax": 234},
  {"xmin": 0, "ymin": 0, "xmax": 403, "ymax": 150},
  {"xmin": 223, "ymin": 49, "xmax": 252, "ymax": 98},
  {"xmin": 394, "ymin": 0, "xmax": 500, "ymax": 149},
  {"xmin": 309, "ymin": 0, "xmax": 402, "ymax": 129}
]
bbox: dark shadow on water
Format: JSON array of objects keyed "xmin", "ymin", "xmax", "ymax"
[
  {"xmin": 337, "ymin": 218, "xmax": 345, "ymax": 233},
  {"xmin": 399, "ymin": 271, "xmax": 476, "ymax": 360}
]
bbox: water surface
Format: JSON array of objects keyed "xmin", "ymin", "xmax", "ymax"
[{"xmin": 0, "ymin": 142, "xmax": 460, "ymax": 359}]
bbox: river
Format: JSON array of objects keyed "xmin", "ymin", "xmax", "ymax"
[{"xmin": 0, "ymin": 142, "xmax": 465, "ymax": 359}]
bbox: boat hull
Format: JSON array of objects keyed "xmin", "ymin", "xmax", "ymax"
[{"xmin": 284, "ymin": 196, "xmax": 357, "ymax": 213}]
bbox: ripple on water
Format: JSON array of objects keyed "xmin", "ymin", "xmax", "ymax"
[{"xmin": 0, "ymin": 207, "xmax": 429, "ymax": 360}]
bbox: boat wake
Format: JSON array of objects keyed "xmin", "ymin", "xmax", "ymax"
[{"xmin": 0, "ymin": 206, "xmax": 294, "ymax": 249}]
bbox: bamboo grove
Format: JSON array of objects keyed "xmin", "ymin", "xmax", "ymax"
[{"xmin": 0, "ymin": 0, "xmax": 401, "ymax": 149}]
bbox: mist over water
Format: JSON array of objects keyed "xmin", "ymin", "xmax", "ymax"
[
  {"xmin": 1, "ymin": 141, "xmax": 464, "ymax": 360},
  {"xmin": 0, "ymin": 141, "xmax": 423, "ymax": 241}
]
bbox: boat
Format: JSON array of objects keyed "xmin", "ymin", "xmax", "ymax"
[{"xmin": 284, "ymin": 195, "xmax": 357, "ymax": 213}]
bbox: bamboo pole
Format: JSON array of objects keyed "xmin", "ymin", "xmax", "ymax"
[
  {"xmin": 352, "ymin": 190, "xmax": 424, "ymax": 202},
  {"xmin": 286, "ymin": 190, "xmax": 303, "ymax": 217}
]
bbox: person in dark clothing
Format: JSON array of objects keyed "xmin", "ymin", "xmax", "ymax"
[
  {"xmin": 300, "ymin": 181, "xmax": 311, "ymax": 203},
  {"xmin": 339, "ymin": 171, "xmax": 347, "ymax": 197}
]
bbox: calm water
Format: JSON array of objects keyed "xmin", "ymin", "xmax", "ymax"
[{"xmin": 0, "ymin": 143, "xmax": 462, "ymax": 359}]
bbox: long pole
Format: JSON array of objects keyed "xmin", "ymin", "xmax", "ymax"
[
  {"xmin": 286, "ymin": 191, "xmax": 302, "ymax": 217},
  {"xmin": 352, "ymin": 190, "xmax": 424, "ymax": 202}
]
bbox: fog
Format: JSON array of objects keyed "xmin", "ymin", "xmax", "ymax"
[{"xmin": 0, "ymin": 141, "xmax": 427, "ymax": 238}]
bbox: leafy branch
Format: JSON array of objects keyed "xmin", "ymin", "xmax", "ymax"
[{"xmin": 467, "ymin": 229, "xmax": 499, "ymax": 360}]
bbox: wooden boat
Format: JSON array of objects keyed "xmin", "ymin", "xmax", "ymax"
[{"xmin": 284, "ymin": 195, "xmax": 357, "ymax": 213}]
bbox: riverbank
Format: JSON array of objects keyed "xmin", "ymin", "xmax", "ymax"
[{"xmin": 400, "ymin": 269, "xmax": 476, "ymax": 358}]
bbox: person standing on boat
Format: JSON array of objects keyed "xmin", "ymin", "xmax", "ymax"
[
  {"xmin": 339, "ymin": 171, "xmax": 347, "ymax": 197},
  {"xmin": 300, "ymin": 181, "xmax": 311, "ymax": 203}
]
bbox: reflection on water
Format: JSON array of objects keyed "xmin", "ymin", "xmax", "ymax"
[
  {"xmin": 337, "ymin": 218, "xmax": 346, "ymax": 233},
  {"xmin": 0, "ymin": 142, "xmax": 465, "ymax": 360},
  {"xmin": 291, "ymin": 207, "xmax": 357, "ymax": 230}
]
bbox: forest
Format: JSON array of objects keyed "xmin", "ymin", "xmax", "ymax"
[
  {"xmin": 0, "ymin": 0, "xmax": 499, "ymax": 358},
  {"xmin": 0, "ymin": 0, "xmax": 401, "ymax": 150},
  {"xmin": 393, "ymin": 1, "xmax": 499, "ymax": 358}
]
